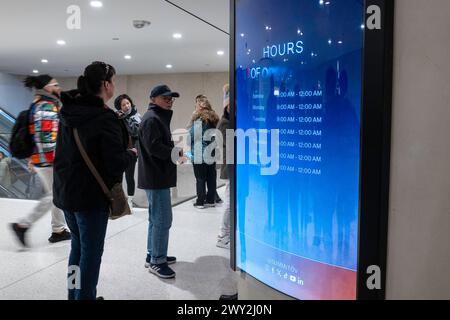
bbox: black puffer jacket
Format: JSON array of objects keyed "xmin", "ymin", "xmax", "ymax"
[{"xmin": 53, "ymin": 92, "xmax": 132, "ymax": 211}]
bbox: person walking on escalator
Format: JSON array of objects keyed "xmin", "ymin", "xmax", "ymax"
[{"xmin": 10, "ymin": 74, "xmax": 71, "ymax": 247}]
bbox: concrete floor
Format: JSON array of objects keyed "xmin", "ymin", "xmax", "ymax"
[{"xmin": 0, "ymin": 187, "xmax": 237, "ymax": 300}]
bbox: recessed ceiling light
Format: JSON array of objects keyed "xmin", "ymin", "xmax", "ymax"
[
  {"xmin": 124, "ymin": 55, "xmax": 132, "ymax": 60},
  {"xmin": 166, "ymin": 64, "xmax": 173, "ymax": 69},
  {"xmin": 32, "ymin": 70, "xmax": 39, "ymax": 74},
  {"xmin": 217, "ymin": 50, "xmax": 225, "ymax": 56},
  {"xmin": 90, "ymin": 1, "xmax": 103, "ymax": 8},
  {"xmin": 41, "ymin": 59, "xmax": 48, "ymax": 63},
  {"xmin": 57, "ymin": 40, "xmax": 66, "ymax": 46},
  {"xmin": 173, "ymin": 33, "xmax": 182, "ymax": 39},
  {"xmin": 112, "ymin": 37, "xmax": 120, "ymax": 41}
]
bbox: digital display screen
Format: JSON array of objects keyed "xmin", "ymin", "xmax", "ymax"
[{"xmin": 235, "ymin": 0, "xmax": 364, "ymax": 300}]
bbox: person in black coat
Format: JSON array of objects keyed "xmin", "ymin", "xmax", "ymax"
[
  {"xmin": 53, "ymin": 61, "xmax": 135, "ymax": 300},
  {"xmin": 138, "ymin": 84, "xmax": 183, "ymax": 279},
  {"xmin": 114, "ymin": 94, "xmax": 142, "ymax": 207}
]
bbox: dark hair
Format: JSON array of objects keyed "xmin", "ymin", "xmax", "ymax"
[
  {"xmin": 77, "ymin": 61, "xmax": 116, "ymax": 95},
  {"xmin": 114, "ymin": 94, "xmax": 135, "ymax": 111},
  {"xmin": 23, "ymin": 75, "xmax": 53, "ymax": 89}
]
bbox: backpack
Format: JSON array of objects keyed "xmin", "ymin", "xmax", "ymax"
[{"xmin": 9, "ymin": 108, "xmax": 33, "ymax": 159}]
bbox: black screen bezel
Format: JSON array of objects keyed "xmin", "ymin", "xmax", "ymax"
[{"xmin": 229, "ymin": 0, "xmax": 394, "ymax": 300}]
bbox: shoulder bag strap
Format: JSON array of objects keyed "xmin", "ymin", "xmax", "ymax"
[{"xmin": 73, "ymin": 128, "xmax": 112, "ymax": 200}]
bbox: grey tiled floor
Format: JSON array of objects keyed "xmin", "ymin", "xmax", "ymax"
[{"xmin": 0, "ymin": 187, "xmax": 236, "ymax": 300}]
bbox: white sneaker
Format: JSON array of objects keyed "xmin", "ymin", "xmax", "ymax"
[
  {"xmin": 127, "ymin": 197, "xmax": 134, "ymax": 209},
  {"xmin": 216, "ymin": 236, "xmax": 230, "ymax": 249}
]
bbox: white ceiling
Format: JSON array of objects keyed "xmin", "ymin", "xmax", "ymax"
[{"xmin": 0, "ymin": 0, "xmax": 230, "ymax": 76}]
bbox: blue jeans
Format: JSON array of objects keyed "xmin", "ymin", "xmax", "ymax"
[
  {"xmin": 145, "ymin": 189, "xmax": 173, "ymax": 265},
  {"xmin": 64, "ymin": 210, "xmax": 109, "ymax": 300}
]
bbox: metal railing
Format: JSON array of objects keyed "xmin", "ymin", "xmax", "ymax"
[{"xmin": 0, "ymin": 107, "xmax": 45, "ymax": 200}]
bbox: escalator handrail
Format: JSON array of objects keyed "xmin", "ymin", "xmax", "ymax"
[
  {"xmin": 0, "ymin": 137, "xmax": 33, "ymax": 173},
  {"xmin": 0, "ymin": 182, "xmax": 22, "ymax": 199},
  {"xmin": 0, "ymin": 106, "xmax": 17, "ymax": 123}
]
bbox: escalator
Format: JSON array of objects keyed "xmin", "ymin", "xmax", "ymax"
[{"xmin": 0, "ymin": 107, "xmax": 45, "ymax": 200}]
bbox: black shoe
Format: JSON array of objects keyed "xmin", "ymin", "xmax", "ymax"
[
  {"xmin": 96, "ymin": 297, "xmax": 104, "ymax": 300},
  {"xmin": 167, "ymin": 256, "xmax": 177, "ymax": 265},
  {"xmin": 215, "ymin": 197, "xmax": 223, "ymax": 204},
  {"xmin": 48, "ymin": 229, "xmax": 71, "ymax": 243},
  {"xmin": 148, "ymin": 262, "xmax": 176, "ymax": 279},
  {"xmin": 219, "ymin": 293, "xmax": 238, "ymax": 300},
  {"xmin": 205, "ymin": 202, "xmax": 216, "ymax": 208},
  {"xmin": 145, "ymin": 255, "xmax": 176, "ymax": 267},
  {"xmin": 193, "ymin": 202, "xmax": 205, "ymax": 209},
  {"xmin": 10, "ymin": 223, "xmax": 28, "ymax": 247}
]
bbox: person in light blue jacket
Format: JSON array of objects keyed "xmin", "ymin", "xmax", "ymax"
[{"xmin": 188, "ymin": 99, "xmax": 219, "ymax": 209}]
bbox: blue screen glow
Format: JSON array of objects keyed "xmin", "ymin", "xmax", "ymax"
[{"xmin": 235, "ymin": 0, "xmax": 364, "ymax": 300}]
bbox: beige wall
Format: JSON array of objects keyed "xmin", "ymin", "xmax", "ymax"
[
  {"xmin": 386, "ymin": 0, "xmax": 450, "ymax": 300},
  {"xmin": 58, "ymin": 72, "xmax": 229, "ymax": 131}
]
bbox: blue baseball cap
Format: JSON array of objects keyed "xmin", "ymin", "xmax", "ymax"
[{"xmin": 150, "ymin": 85, "xmax": 180, "ymax": 98}]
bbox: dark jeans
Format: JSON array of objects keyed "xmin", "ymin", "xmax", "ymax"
[
  {"xmin": 64, "ymin": 210, "xmax": 109, "ymax": 300},
  {"xmin": 125, "ymin": 156, "xmax": 137, "ymax": 196},
  {"xmin": 193, "ymin": 163, "xmax": 217, "ymax": 204}
]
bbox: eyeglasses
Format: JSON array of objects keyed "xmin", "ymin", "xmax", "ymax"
[
  {"xmin": 45, "ymin": 83, "xmax": 60, "ymax": 88},
  {"xmin": 161, "ymin": 96, "xmax": 175, "ymax": 102}
]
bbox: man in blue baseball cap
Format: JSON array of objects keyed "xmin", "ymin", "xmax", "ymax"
[{"xmin": 138, "ymin": 84, "xmax": 182, "ymax": 279}]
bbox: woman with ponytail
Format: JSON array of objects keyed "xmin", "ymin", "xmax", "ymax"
[
  {"xmin": 53, "ymin": 62, "xmax": 135, "ymax": 300},
  {"xmin": 10, "ymin": 74, "xmax": 71, "ymax": 248}
]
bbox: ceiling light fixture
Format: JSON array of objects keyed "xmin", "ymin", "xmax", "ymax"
[
  {"xmin": 173, "ymin": 33, "xmax": 182, "ymax": 39},
  {"xmin": 217, "ymin": 50, "xmax": 225, "ymax": 56},
  {"xmin": 166, "ymin": 64, "xmax": 173, "ymax": 69},
  {"xmin": 124, "ymin": 55, "xmax": 132, "ymax": 60},
  {"xmin": 32, "ymin": 70, "xmax": 39, "ymax": 74},
  {"xmin": 41, "ymin": 59, "xmax": 48, "ymax": 63},
  {"xmin": 90, "ymin": 1, "xmax": 103, "ymax": 8},
  {"xmin": 57, "ymin": 40, "xmax": 66, "ymax": 46}
]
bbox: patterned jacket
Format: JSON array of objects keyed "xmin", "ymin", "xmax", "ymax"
[{"xmin": 28, "ymin": 90, "xmax": 61, "ymax": 167}]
